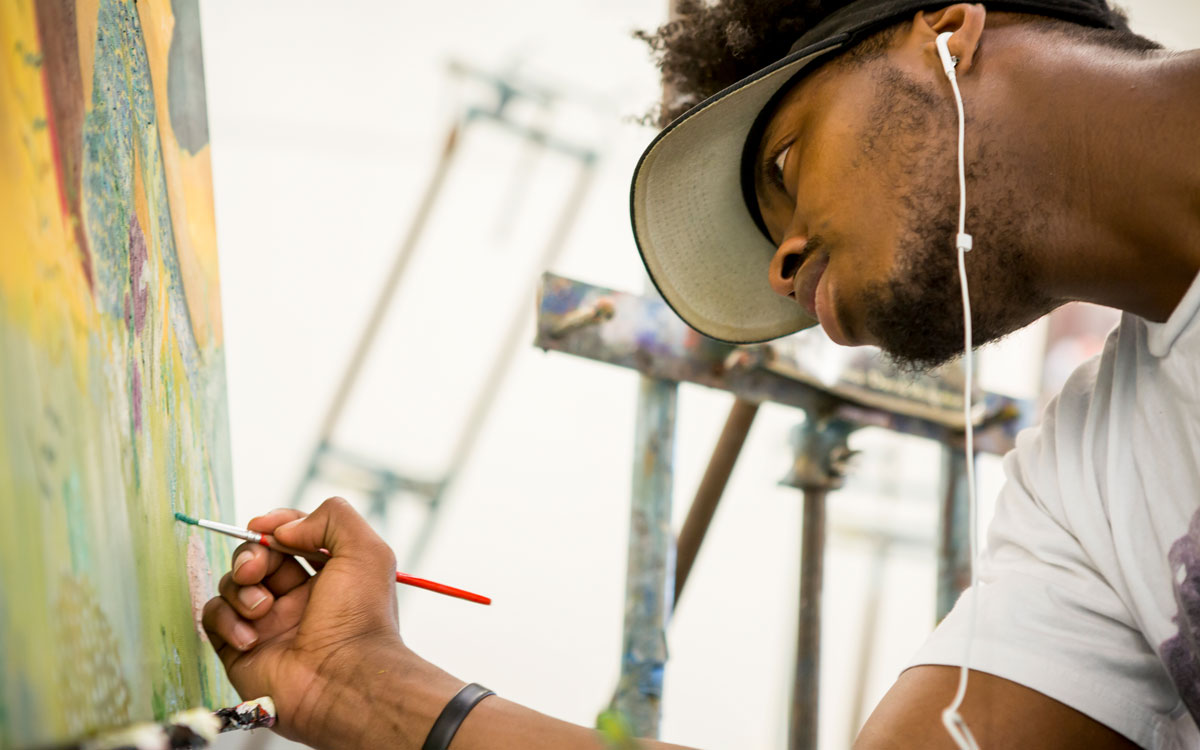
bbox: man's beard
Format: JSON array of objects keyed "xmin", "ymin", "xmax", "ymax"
[{"xmin": 855, "ymin": 68, "xmax": 1052, "ymax": 373}]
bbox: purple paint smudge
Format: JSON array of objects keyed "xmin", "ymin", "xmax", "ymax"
[{"xmin": 128, "ymin": 215, "xmax": 149, "ymax": 334}]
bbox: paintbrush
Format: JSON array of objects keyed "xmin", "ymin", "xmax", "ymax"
[{"xmin": 174, "ymin": 512, "xmax": 491, "ymax": 605}]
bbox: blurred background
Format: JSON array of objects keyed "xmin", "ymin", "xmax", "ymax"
[{"xmin": 197, "ymin": 1, "xmax": 1200, "ymax": 747}]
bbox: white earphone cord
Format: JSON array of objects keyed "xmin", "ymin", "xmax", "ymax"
[{"xmin": 937, "ymin": 32, "xmax": 981, "ymax": 750}]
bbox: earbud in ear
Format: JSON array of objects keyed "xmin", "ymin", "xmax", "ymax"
[{"xmin": 935, "ymin": 31, "xmax": 958, "ymax": 76}]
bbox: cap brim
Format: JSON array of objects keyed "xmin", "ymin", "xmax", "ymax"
[{"xmin": 631, "ymin": 38, "xmax": 845, "ymax": 344}]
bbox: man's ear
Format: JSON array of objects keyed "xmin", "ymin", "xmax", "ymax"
[{"xmin": 915, "ymin": 4, "xmax": 987, "ymax": 74}]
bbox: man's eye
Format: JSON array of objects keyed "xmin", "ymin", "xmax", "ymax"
[{"xmin": 772, "ymin": 145, "xmax": 791, "ymax": 190}]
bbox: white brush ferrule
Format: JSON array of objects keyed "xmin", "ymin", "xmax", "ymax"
[{"xmin": 197, "ymin": 518, "xmax": 262, "ymax": 543}]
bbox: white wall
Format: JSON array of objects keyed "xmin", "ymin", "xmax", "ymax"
[{"xmin": 198, "ymin": 2, "xmax": 1200, "ymax": 748}]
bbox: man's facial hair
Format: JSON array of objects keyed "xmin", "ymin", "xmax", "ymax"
[{"xmin": 855, "ymin": 68, "xmax": 1049, "ymax": 372}]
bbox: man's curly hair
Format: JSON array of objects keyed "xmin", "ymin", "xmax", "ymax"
[{"xmin": 636, "ymin": 0, "xmax": 1158, "ymax": 126}]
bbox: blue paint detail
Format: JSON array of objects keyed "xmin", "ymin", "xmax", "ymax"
[
  {"xmin": 618, "ymin": 653, "xmax": 666, "ymax": 699},
  {"xmin": 540, "ymin": 283, "xmax": 588, "ymax": 316},
  {"xmin": 166, "ymin": 0, "xmax": 210, "ymax": 154}
]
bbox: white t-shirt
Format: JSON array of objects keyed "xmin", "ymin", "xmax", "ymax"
[{"xmin": 913, "ymin": 271, "xmax": 1200, "ymax": 750}]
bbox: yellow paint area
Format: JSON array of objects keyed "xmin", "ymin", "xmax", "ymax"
[{"xmin": 0, "ymin": 2, "xmax": 95, "ymax": 345}]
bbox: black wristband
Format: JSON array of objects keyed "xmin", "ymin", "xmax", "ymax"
[{"xmin": 421, "ymin": 682, "xmax": 495, "ymax": 750}]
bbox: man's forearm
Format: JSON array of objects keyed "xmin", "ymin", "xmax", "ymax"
[
  {"xmin": 453, "ymin": 689, "xmax": 701, "ymax": 750},
  {"xmin": 329, "ymin": 645, "xmax": 697, "ymax": 750}
]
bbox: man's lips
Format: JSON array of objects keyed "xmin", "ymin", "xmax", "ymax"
[
  {"xmin": 792, "ymin": 253, "xmax": 829, "ymax": 319},
  {"xmin": 791, "ymin": 253, "xmax": 851, "ymax": 344}
]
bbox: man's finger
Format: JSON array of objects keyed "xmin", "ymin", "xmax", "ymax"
[
  {"xmin": 262, "ymin": 556, "xmax": 311, "ymax": 596},
  {"xmin": 219, "ymin": 572, "xmax": 275, "ymax": 621},
  {"xmin": 202, "ymin": 596, "xmax": 258, "ymax": 664},
  {"xmin": 247, "ymin": 508, "xmax": 308, "ymax": 534},
  {"xmin": 202, "ymin": 597, "xmax": 229, "ymax": 657},
  {"xmin": 224, "ymin": 510, "xmax": 309, "ymax": 587},
  {"xmin": 230, "ymin": 541, "xmax": 284, "ymax": 586},
  {"xmin": 272, "ymin": 497, "xmax": 395, "ymax": 587}
]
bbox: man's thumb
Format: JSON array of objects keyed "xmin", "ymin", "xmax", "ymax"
[{"xmin": 273, "ymin": 497, "xmax": 395, "ymax": 577}]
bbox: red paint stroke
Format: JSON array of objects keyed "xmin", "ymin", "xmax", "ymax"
[{"xmin": 33, "ymin": 0, "xmax": 95, "ymax": 291}]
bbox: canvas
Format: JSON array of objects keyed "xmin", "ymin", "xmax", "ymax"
[{"xmin": 0, "ymin": 0, "xmax": 237, "ymax": 746}]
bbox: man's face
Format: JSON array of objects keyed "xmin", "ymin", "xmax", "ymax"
[{"xmin": 753, "ymin": 52, "xmax": 1049, "ymax": 370}]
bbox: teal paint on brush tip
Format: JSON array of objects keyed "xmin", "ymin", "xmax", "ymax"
[{"xmin": 174, "ymin": 512, "xmax": 199, "ymax": 526}]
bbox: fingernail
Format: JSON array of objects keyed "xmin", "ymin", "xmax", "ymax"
[
  {"xmin": 238, "ymin": 586, "xmax": 268, "ymax": 611},
  {"xmin": 233, "ymin": 621, "xmax": 257, "ymax": 650},
  {"xmin": 233, "ymin": 551, "xmax": 253, "ymax": 576}
]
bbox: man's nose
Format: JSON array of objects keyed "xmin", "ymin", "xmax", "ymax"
[{"xmin": 768, "ymin": 236, "xmax": 808, "ymax": 298}]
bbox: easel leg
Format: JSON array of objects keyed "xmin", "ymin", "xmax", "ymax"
[
  {"xmin": 611, "ymin": 376, "xmax": 677, "ymax": 738},
  {"xmin": 937, "ymin": 445, "xmax": 973, "ymax": 621},
  {"xmin": 790, "ymin": 486, "xmax": 827, "ymax": 750},
  {"xmin": 783, "ymin": 416, "xmax": 856, "ymax": 750},
  {"xmin": 674, "ymin": 398, "xmax": 759, "ymax": 604}
]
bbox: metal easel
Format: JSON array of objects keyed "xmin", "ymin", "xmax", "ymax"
[
  {"xmin": 535, "ymin": 272, "xmax": 1029, "ymax": 748},
  {"xmin": 289, "ymin": 62, "xmax": 599, "ymax": 572}
]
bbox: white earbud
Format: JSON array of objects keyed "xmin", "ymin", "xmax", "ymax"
[
  {"xmin": 936, "ymin": 31, "xmax": 973, "ymax": 254},
  {"xmin": 936, "ymin": 30, "xmax": 958, "ymax": 76},
  {"xmin": 936, "ymin": 28, "xmax": 982, "ymax": 750}
]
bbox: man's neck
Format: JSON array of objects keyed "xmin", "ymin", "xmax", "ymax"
[{"xmin": 993, "ymin": 33, "xmax": 1200, "ymax": 321}]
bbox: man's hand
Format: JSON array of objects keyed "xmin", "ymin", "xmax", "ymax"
[
  {"xmin": 202, "ymin": 497, "xmax": 697, "ymax": 750},
  {"xmin": 201, "ymin": 497, "xmax": 409, "ymax": 747}
]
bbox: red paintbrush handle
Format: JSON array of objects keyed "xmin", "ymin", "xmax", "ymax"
[
  {"xmin": 395, "ymin": 572, "xmax": 491, "ymax": 605},
  {"xmin": 260, "ymin": 536, "xmax": 490, "ymax": 605}
]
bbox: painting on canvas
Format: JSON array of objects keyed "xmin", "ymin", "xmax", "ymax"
[{"xmin": 0, "ymin": 0, "xmax": 237, "ymax": 745}]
